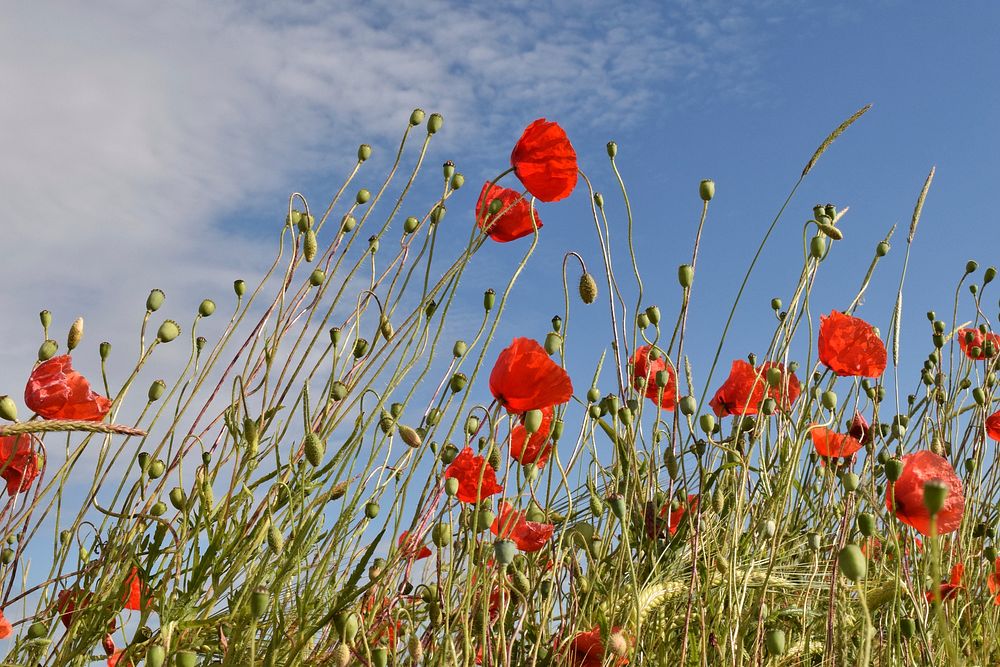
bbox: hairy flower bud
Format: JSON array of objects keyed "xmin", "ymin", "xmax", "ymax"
[
  {"xmin": 579, "ymin": 273, "xmax": 598, "ymax": 304},
  {"xmin": 67, "ymin": 317, "xmax": 84, "ymax": 351}
]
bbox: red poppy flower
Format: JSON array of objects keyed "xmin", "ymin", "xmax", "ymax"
[
  {"xmin": 0, "ymin": 435, "xmax": 41, "ymax": 496},
  {"xmin": 886, "ymin": 450, "xmax": 965, "ymax": 535},
  {"xmin": 475, "ymin": 182, "xmax": 543, "ymax": 243},
  {"xmin": 987, "ymin": 558, "xmax": 1000, "ymax": 605},
  {"xmin": 510, "ymin": 118, "xmax": 578, "ymax": 203},
  {"xmin": 563, "ymin": 625, "xmax": 628, "ymax": 667},
  {"xmin": 443, "ymin": 447, "xmax": 503, "ymax": 504},
  {"xmin": 957, "ymin": 328, "xmax": 1000, "ymax": 360},
  {"xmin": 24, "ymin": 355, "xmax": 111, "ymax": 421},
  {"xmin": 511, "ymin": 405, "xmax": 555, "ymax": 468},
  {"xmin": 631, "ymin": 346, "xmax": 677, "ymax": 411},
  {"xmin": 398, "ymin": 530, "xmax": 432, "ymax": 561},
  {"xmin": 122, "ymin": 567, "xmax": 150, "ymax": 612},
  {"xmin": 490, "ymin": 501, "xmax": 555, "ymax": 552},
  {"xmin": 810, "ymin": 426, "xmax": 864, "ymax": 458},
  {"xmin": 0, "ymin": 610, "xmax": 11, "ymax": 639},
  {"xmin": 107, "ymin": 650, "xmax": 129, "ymax": 667},
  {"xmin": 489, "ymin": 338, "xmax": 573, "ymax": 414},
  {"xmin": 57, "ymin": 589, "xmax": 85, "ymax": 628},
  {"xmin": 709, "ymin": 360, "xmax": 801, "ymax": 417},
  {"xmin": 925, "ymin": 563, "xmax": 964, "ymax": 603},
  {"xmin": 644, "ymin": 494, "xmax": 698, "ymax": 539},
  {"xmin": 818, "ymin": 311, "xmax": 887, "ymax": 377},
  {"xmin": 987, "ymin": 410, "xmax": 1000, "ymax": 441},
  {"xmin": 848, "ymin": 411, "xmax": 874, "ymax": 446}
]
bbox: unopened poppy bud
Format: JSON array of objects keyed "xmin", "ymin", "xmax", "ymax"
[
  {"xmin": 607, "ymin": 494, "xmax": 626, "ymax": 519},
  {"xmin": 146, "ymin": 289, "xmax": 165, "ymax": 312},
  {"xmin": 450, "ymin": 173, "xmax": 464, "ymax": 190},
  {"xmin": 427, "ymin": 113, "xmax": 444, "ymax": 134},
  {"xmin": 409, "ymin": 108, "xmax": 425, "ymax": 126},
  {"xmin": 0, "ymin": 396, "xmax": 15, "ymax": 422},
  {"xmin": 356, "ymin": 188, "xmax": 371, "ymax": 205},
  {"xmin": 923, "ymin": 479, "xmax": 948, "ymax": 515},
  {"xmin": 303, "ymin": 229, "xmax": 318, "ymax": 262},
  {"xmin": 838, "ymin": 544, "xmax": 867, "ymax": 581},
  {"xmin": 39, "ymin": 309, "xmax": 52, "ymax": 331},
  {"xmin": 169, "ymin": 487, "xmax": 186, "ymax": 510},
  {"xmin": 449, "ymin": 373, "xmax": 467, "ymax": 393},
  {"xmin": 444, "ymin": 476, "xmax": 459, "ymax": 496},
  {"xmin": 606, "ymin": 141, "xmax": 617, "ymax": 158},
  {"xmin": 398, "ymin": 424, "xmax": 422, "ymax": 448},
  {"xmin": 544, "ymin": 332, "xmax": 562, "ymax": 355},
  {"xmin": 679, "ymin": 395, "xmax": 696, "ymax": 416},
  {"xmin": 524, "ymin": 409, "xmax": 544, "ymax": 435},
  {"xmin": 816, "ymin": 221, "xmax": 843, "ymax": 240},
  {"xmin": 967, "ymin": 260, "xmax": 979, "ymax": 274},
  {"xmin": 699, "ymin": 414, "xmax": 716, "ymax": 434},
  {"xmin": 678, "ymin": 264, "xmax": 694, "ymax": 288},
  {"xmin": 352, "ymin": 338, "xmax": 369, "ymax": 358},
  {"xmin": 857, "ymin": 512, "xmax": 875, "ymax": 537},
  {"xmin": 453, "ymin": 340, "xmax": 467, "ymax": 358},
  {"xmin": 579, "ymin": 272, "xmax": 598, "ymax": 304},
  {"xmin": 884, "ymin": 458, "xmax": 904, "ymax": 482},
  {"xmin": 304, "ymin": 433, "xmax": 325, "ymax": 466},
  {"xmin": 379, "ymin": 410, "xmax": 395, "ymax": 435},
  {"xmin": 765, "ymin": 628, "xmax": 785, "ymax": 656},
  {"xmin": 483, "ymin": 288, "xmax": 495, "ymax": 311},
  {"xmin": 403, "ymin": 216, "xmax": 419, "ymax": 234},
  {"xmin": 66, "ymin": 317, "xmax": 84, "ymax": 351},
  {"xmin": 810, "ymin": 235, "xmax": 826, "ymax": 259},
  {"xmin": 431, "ymin": 204, "xmax": 446, "ymax": 224},
  {"xmin": 37, "ymin": 338, "xmax": 58, "ymax": 362},
  {"xmin": 379, "ymin": 316, "xmax": 393, "ymax": 341},
  {"xmin": 341, "ymin": 215, "xmax": 356, "ymax": 233},
  {"xmin": 594, "ymin": 192, "xmax": 604, "ymax": 208},
  {"xmin": 297, "ymin": 213, "xmax": 312, "ymax": 233}
]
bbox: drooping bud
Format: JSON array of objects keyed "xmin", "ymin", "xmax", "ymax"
[
  {"xmin": 304, "ymin": 433, "xmax": 325, "ymax": 466},
  {"xmin": 579, "ymin": 273, "xmax": 598, "ymax": 304},
  {"xmin": 699, "ymin": 179, "xmax": 715, "ymax": 201},
  {"xmin": 146, "ymin": 289, "xmax": 165, "ymax": 312},
  {"xmin": 156, "ymin": 320, "xmax": 181, "ymax": 343},
  {"xmin": 810, "ymin": 235, "xmax": 826, "ymax": 259},
  {"xmin": 398, "ymin": 424, "xmax": 422, "ymax": 448},
  {"xmin": 267, "ymin": 522, "xmax": 285, "ymax": 553},
  {"xmin": 303, "ymin": 230, "xmax": 318, "ymax": 262},
  {"xmin": 67, "ymin": 317, "xmax": 84, "ymax": 351},
  {"xmin": 379, "ymin": 316, "xmax": 394, "ymax": 341}
]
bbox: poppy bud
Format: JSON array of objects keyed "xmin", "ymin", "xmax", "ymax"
[
  {"xmin": 403, "ymin": 216, "xmax": 419, "ymax": 234},
  {"xmin": 363, "ymin": 501, "xmax": 379, "ymax": 519},
  {"xmin": 409, "ymin": 108, "xmax": 425, "ymax": 126},
  {"xmin": 810, "ymin": 235, "xmax": 826, "ymax": 259},
  {"xmin": 974, "ymin": 387, "xmax": 987, "ymax": 406},
  {"xmin": 838, "ymin": 544, "xmax": 867, "ymax": 581},
  {"xmin": 678, "ymin": 264, "xmax": 694, "ymax": 288},
  {"xmin": 330, "ymin": 645, "xmax": 350, "ymax": 667},
  {"xmin": 821, "ymin": 391, "xmax": 837, "ymax": 410},
  {"xmin": 483, "ymin": 289, "xmax": 495, "ymax": 311},
  {"xmin": 156, "ymin": 320, "xmax": 181, "ymax": 343},
  {"xmin": 572, "ymin": 273, "xmax": 599, "ymax": 307},
  {"xmin": 371, "ymin": 648, "xmax": 388, "ymax": 667},
  {"xmin": 699, "ymin": 179, "xmax": 715, "ymax": 202},
  {"xmin": 645, "ymin": 305, "xmax": 660, "ymax": 326},
  {"xmin": 606, "ymin": 141, "xmax": 617, "ymax": 158},
  {"xmin": 169, "ymin": 487, "xmax": 186, "ymax": 510},
  {"xmin": 884, "ymin": 457, "xmax": 904, "ymax": 482},
  {"xmin": 857, "ymin": 512, "xmax": 875, "ymax": 537},
  {"xmin": 493, "ymin": 539, "xmax": 516, "ymax": 565},
  {"xmin": 146, "ymin": 289, "xmax": 165, "ymax": 312},
  {"xmin": 594, "ymin": 192, "xmax": 604, "ymax": 208},
  {"xmin": 816, "ymin": 221, "xmax": 843, "ymax": 240},
  {"xmin": 304, "ymin": 433, "xmax": 325, "ymax": 466},
  {"xmin": 341, "ymin": 215, "xmax": 356, "ymax": 233},
  {"xmin": 379, "ymin": 316, "xmax": 393, "ymax": 341},
  {"xmin": 765, "ymin": 628, "xmax": 786, "ymax": 656},
  {"xmin": 444, "ymin": 476, "xmax": 460, "ymax": 496},
  {"xmin": 427, "ymin": 113, "xmax": 444, "ymax": 134},
  {"xmin": 544, "ymin": 332, "xmax": 562, "ymax": 355},
  {"xmin": 807, "ymin": 531, "xmax": 821, "ymax": 550},
  {"xmin": 449, "ymin": 373, "xmax": 467, "ymax": 393},
  {"xmin": 922, "ymin": 479, "xmax": 948, "ymax": 515},
  {"xmin": 398, "ymin": 424, "xmax": 422, "ymax": 448},
  {"xmin": 38, "ymin": 339, "xmax": 58, "ymax": 361},
  {"xmin": 266, "ymin": 522, "xmax": 285, "ymax": 553},
  {"xmin": 699, "ymin": 414, "xmax": 716, "ymax": 434},
  {"xmin": 523, "ymin": 409, "xmax": 544, "ymax": 435},
  {"xmin": 967, "ymin": 260, "xmax": 979, "ymax": 274},
  {"xmin": 66, "ymin": 317, "xmax": 84, "ymax": 351},
  {"xmin": 303, "ymin": 229, "xmax": 318, "ymax": 262},
  {"xmin": 431, "ymin": 204, "xmax": 446, "ymax": 224},
  {"xmin": 607, "ymin": 494, "xmax": 626, "ymax": 519},
  {"xmin": 679, "ymin": 395, "xmax": 697, "ymax": 416},
  {"xmin": 39, "ymin": 309, "xmax": 52, "ymax": 331},
  {"xmin": 353, "ymin": 338, "xmax": 369, "ymax": 359},
  {"xmin": 899, "ymin": 617, "xmax": 916, "ymax": 639},
  {"xmin": 450, "ymin": 173, "xmax": 464, "ymax": 190}
]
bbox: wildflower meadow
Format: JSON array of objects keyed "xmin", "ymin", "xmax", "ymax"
[{"xmin": 2, "ymin": 105, "xmax": 998, "ymax": 667}]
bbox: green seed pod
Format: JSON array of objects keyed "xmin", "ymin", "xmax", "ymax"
[
  {"xmin": 636, "ymin": 312, "xmax": 650, "ymax": 329},
  {"xmin": 449, "ymin": 373, "xmax": 467, "ymax": 393},
  {"xmin": 169, "ymin": 487, "xmax": 186, "ymax": 510},
  {"xmin": 156, "ymin": 320, "xmax": 181, "ymax": 343},
  {"xmin": 838, "ymin": 544, "xmax": 867, "ymax": 581},
  {"xmin": 450, "ymin": 173, "xmax": 464, "ymax": 190},
  {"xmin": 353, "ymin": 338, "xmax": 369, "ymax": 359},
  {"xmin": 357, "ymin": 143, "xmax": 372, "ymax": 162},
  {"xmin": 884, "ymin": 458, "xmax": 904, "ymax": 482},
  {"xmin": 331, "ymin": 644, "xmax": 350, "ymax": 667},
  {"xmin": 379, "ymin": 316, "xmax": 393, "ymax": 341},
  {"xmin": 678, "ymin": 264, "xmax": 694, "ymax": 288},
  {"xmin": 146, "ymin": 289, "xmax": 165, "ymax": 312},
  {"xmin": 923, "ymin": 479, "xmax": 948, "ymax": 515},
  {"xmin": 761, "ymin": 397, "xmax": 776, "ymax": 415},
  {"xmin": 551, "ymin": 419, "xmax": 564, "ymax": 442},
  {"xmin": 39, "ymin": 309, "xmax": 52, "ymax": 331},
  {"xmin": 524, "ymin": 409, "xmax": 544, "ymax": 435},
  {"xmin": 474, "ymin": 508, "xmax": 496, "ymax": 532},
  {"xmin": 967, "ymin": 260, "xmax": 979, "ymax": 274},
  {"xmin": 607, "ymin": 494, "xmax": 626, "ymax": 520},
  {"xmin": 0, "ymin": 548, "xmax": 13, "ymax": 564},
  {"xmin": 544, "ymin": 332, "xmax": 562, "ymax": 355},
  {"xmin": 98, "ymin": 341, "xmax": 111, "ymax": 361},
  {"xmin": 0, "ymin": 396, "xmax": 17, "ymax": 422},
  {"xmin": 398, "ymin": 424, "xmax": 422, "ymax": 448},
  {"xmin": 371, "ymin": 647, "xmax": 388, "ymax": 667},
  {"xmin": 483, "ymin": 288, "xmax": 495, "ymax": 311},
  {"xmin": 150, "ymin": 501, "xmax": 167, "ymax": 517},
  {"xmin": 27, "ymin": 621, "xmax": 47, "ymax": 640},
  {"xmin": 679, "ymin": 395, "xmax": 697, "ymax": 416},
  {"xmin": 645, "ymin": 305, "xmax": 661, "ymax": 326},
  {"xmin": 148, "ymin": 459, "xmax": 165, "ymax": 479},
  {"xmin": 765, "ymin": 367, "xmax": 782, "ymax": 388},
  {"xmin": 304, "ymin": 433, "xmax": 325, "ymax": 466},
  {"xmin": 494, "ymin": 539, "xmax": 517, "ymax": 565},
  {"xmin": 586, "ymin": 387, "xmax": 601, "ymax": 403},
  {"xmin": 765, "ymin": 628, "xmax": 786, "ymax": 656},
  {"xmin": 66, "ymin": 317, "xmax": 83, "ymax": 351},
  {"xmin": 606, "ymin": 141, "xmax": 617, "ymax": 158},
  {"xmin": 841, "ymin": 472, "xmax": 860, "ymax": 492},
  {"xmin": 427, "ymin": 113, "xmax": 444, "ymax": 134},
  {"xmin": 899, "ymin": 617, "xmax": 916, "ymax": 639},
  {"xmin": 441, "ymin": 160, "xmax": 455, "ymax": 180},
  {"xmin": 146, "ymin": 379, "xmax": 166, "ymax": 402},
  {"xmin": 821, "ymin": 390, "xmax": 838, "ymax": 410},
  {"xmin": 699, "ymin": 179, "xmax": 715, "ymax": 202},
  {"xmin": 341, "ymin": 215, "xmax": 356, "ymax": 233},
  {"xmin": 974, "ymin": 387, "xmax": 987, "ymax": 406},
  {"xmin": 444, "ymin": 476, "xmax": 459, "ymax": 496},
  {"xmin": 38, "ymin": 339, "xmax": 58, "ymax": 361},
  {"xmin": 579, "ymin": 273, "xmax": 598, "ymax": 304},
  {"xmin": 810, "ymin": 235, "xmax": 827, "ymax": 259},
  {"xmin": 356, "ymin": 189, "xmax": 371, "ymax": 205},
  {"xmin": 175, "ymin": 650, "xmax": 197, "ymax": 667},
  {"xmin": 699, "ymin": 414, "xmax": 716, "ymax": 434},
  {"xmin": 267, "ymin": 523, "xmax": 285, "ymax": 553},
  {"xmin": 233, "ymin": 279, "xmax": 246, "ymax": 297},
  {"xmin": 985, "ymin": 267, "xmax": 997, "ymax": 284},
  {"xmin": 403, "ymin": 216, "xmax": 420, "ymax": 234},
  {"xmin": 303, "ymin": 229, "xmax": 318, "ymax": 262},
  {"xmin": 432, "ymin": 522, "xmax": 452, "ymax": 547},
  {"xmin": 250, "ymin": 588, "xmax": 269, "ymax": 618},
  {"xmin": 807, "ymin": 531, "xmax": 821, "ymax": 550},
  {"xmin": 365, "ymin": 502, "xmax": 380, "ymax": 519},
  {"xmin": 588, "ymin": 404, "xmax": 601, "ymax": 419},
  {"xmin": 309, "ymin": 269, "xmax": 325, "ymax": 287},
  {"xmin": 409, "ymin": 108, "xmax": 426, "ymax": 126},
  {"xmin": 857, "ymin": 512, "xmax": 876, "ymax": 537},
  {"xmin": 451, "ymin": 339, "xmax": 468, "ymax": 358},
  {"xmin": 329, "ymin": 381, "xmax": 348, "ymax": 402}
]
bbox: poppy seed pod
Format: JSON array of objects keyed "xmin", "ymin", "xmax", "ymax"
[
  {"xmin": 453, "ymin": 340, "xmax": 467, "ymax": 358},
  {"xmin": 156, "ymin": 320, "xmax": 180, "ymax": 343},
  {"xmin": 524, "ymin": 409, "xmax": 544, "ymax": 435},
  {"xmin": 353, "ymin": 338, "xmax": 369, "ymax": 358},
  {"xmin": 146, "ymin": 289, "xmax": 165, "ymax": 312},
  {"xmin": 169, "ymin": 487, "xmax": 186, "ymax": 510},
  {"xmin": 587, "ymin": 387, "xmax": 601, "ymax": 403},
  {"xmin": 449, "ymin": 373, "xmax": 467, "ymax": 393},
  {"xmin": 678, "ymin": 264, "xmax": 694, "ymax": 288},
  {"xmin": 403, "ymin": 216, "xmax": 419, "ymax": 234},
  {"xmin": 838, "ymin": 544, "xmax": 867, "ymax": 581},
  {"xmin": 148, "ymin": 459, "xmax": 165, "ymax": 479},
  {"xmin": 985, "ymin": 266, "xmax": 997, "ymax": 284},
  {"xmin": 38, "ymin": 339, "xmax": 58, "ymax": 361},
  {"xmin": 444, "ymin": 476, "xmax": 459, "ymax": 496},
  {"xmin": 303, "ymin": 230, "xmax": 318, "ymax": 262},
  {"xmin": 679, "ymin": 395, "xmax": 697, "ymax": 416},
  {"xmin": 450, "ymin": 173, "xmax": 464, "ymax": 190},
  {"xmin": 594, "ymin": 192, "xmax": 604, "ymax": 208},
  {"xmin": 197, "ymin": 299, "xmax": 216, "ymax": 318},
  {"xmin": 493, "ymin": 539, "xmax": 516, "ymax": 565},
  {"xmin": 544, "ymin": 332, "xmax": 562, "ymax": 355},
  {"xmin": 967, "ymin": 260, "xmax": 979, "ymax": 274},
  {"xmin": 427, "ymin": 113, "xmax": 444, "ymax": 134},
  {"xmin": 356, "ymin": 189, "xmax": 371, "ymax": 205},
  {"xmin": 379, "ymin": 316, "xmax": 394, "ymax": 341},
  {"xmin": 483, "ymin": 288, "xmax": 496, "ymax": 311},
  {"xmin": 409, "ymin": 108, "xmax": 425, "ymax": 126},
  {"xmin": 432, "ymin": 522, "xmax": 452, "ymax": 547},
  {"xmin": 0, "ymin": 396, "xmax": 15, "ymax": 422},
  {"xmin": 150, "ymin": 501, "xmax": 166, "ymax": 516},
  {"xmin": 341, "ymin": 215, "xmax": 356, "ymax": 233},
  {"xmin": 699, "ymin": 414, "xmax": 716, "ymax": 434},
  {"xmin": 357, "ymin": 143, "xmax": 372, "ymax": 162},
  {"xmin": 645, "ymin": 305, "xmax": 660, "ymax": 326},
  {"xmin": 231, "ymin": 280, "xmax": 246, "ymax": 299},
  {"xmin": 699, "ymin": 179, "xmax": 715, "ymax": 201},
  {"xmin": 841, "ymin": 472, "xmax": 860, "ymax": 492},
  {"xmin": 765, "ymin": 628, "xmax": 786, "ymax": 656},
  {"xmin": 579, "ymin": 273, "xmax": 598, "ymax": 304},
  {"xmin": 67, "ymin": 317, "xmax": 83, "ymax": 351},
  {"xmin": 606, "ymin": 141, "xmax": 617, "ymax": 158},
  {"xmin": 367, "ymin": 236, "xmax": 380, "ymax": 254},
  {"xmin": 810, "ymin": 235, "xmax": 826, "ymax": 259},
  {"xmin": 304, "ymin": 433, "xmax": 325, "ymax": 466},
  {"xmin": 857, "ymin": 512, "xmax": 875, "ymax": 536},
  {"xmin": 923, "ymin": 479, "xmax": 948, "ymax": 515},
  {"xmin": 821, "ymin": 391, "xmax": 838, "ymax": 410},
  {"xmin": 884, "ymin": 457, "xmax": 904, "ymax": 482},
  {"xmin": 431, "ymin": 204, "xmax": 446, "ymax": 224},
  {"xmin": 637, "ymin": 312, "xmax": 650, "ymax": 329},
  {"xmin": 39, "ymin": 309, "xmax": 52, "ymax": 331}
]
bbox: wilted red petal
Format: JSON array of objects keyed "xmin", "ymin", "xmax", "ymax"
[
  {"xmin": 957, "ymin": 328, "xmax": 1000, "ymax": 360},
  {"xmin": 510, "ymin": 405, "xmax": 554, "ymax": 468},
  {"xmin": 810, "ymin": 426, "xmax": 863, "ymax": 458},
  {"xmin": 490, "ymin": 501, "xmax": 554, "ymax": 552},
  {"xmin": 24, "ymin": 355, "xmax": 111, "ymax": 421},
  {"xmin": 443, "ymin": 447, "xmax": 503, "ymax": 504},
  {"xmin": 398, "ymin": 531, "xmax": 432, "ymax": 561},
  {"xmin": 886, "ymin": 450, "xmax": 965, "ymax": 536},
  {"xmin": 818, "ymin": 311, "xmax": 887, "ymax": 377},
  {"xmin": 489, "ymin": 338, "xmax": 573, "ymax": 414},
  {"xmin": 0, "ymin": 435, "xmax": 41, "ymax": 496},
  {"xmin": 475, "ymin": 182, "xmax": 543, "ymax": 242},
  {"xmin": 848, "ymin": 412, "xmax": 873, "ymax": 445},
  {"xmin": 631, "ymin": 345, "xmax": 677, "ymax": 411},
  {"xmin": 510, "ymin": 119, "xmax": 578, "ymax": 203}
]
